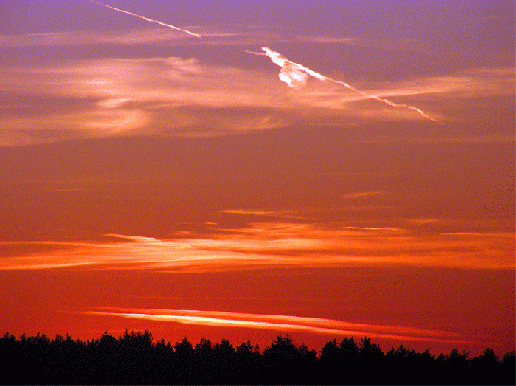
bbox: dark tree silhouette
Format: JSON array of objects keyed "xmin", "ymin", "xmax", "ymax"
[
  {"xmin": 235, "ymin": 340, "xmax": 261, "ymax": 382},
  {"xmin": 0, "ymin": 330, "xmax": 514, "ymax": 385},
  {"xmin": 262, "ymin": 335, "xmax": 317, "ymax": 384}
]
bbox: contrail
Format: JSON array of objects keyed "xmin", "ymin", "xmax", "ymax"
[
  {"xmin": 87, "ymin": 3, "xmax": 436, "ymax": 121},
  {"xmin": 88, "ymin": 0, "xmax": 201, "ymax": 38},
  {"xmin": 248, "ymin": 47, "xmax": 439, "ymax": 123}
]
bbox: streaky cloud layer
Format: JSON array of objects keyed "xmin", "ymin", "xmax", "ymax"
[
  {"xmin": 1, "ymin": 49, "xmax": 511, "ymax": 145},
  {"xmin": 0, "ymin": 223, "xmax": 513, "ymax": 271},
  {"xmin": 85, "ymin": 308, "xmax": 469, "ymax": 344}
]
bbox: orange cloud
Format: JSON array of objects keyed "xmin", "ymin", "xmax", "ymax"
[
  {"xmin": 0, "ymin": 222, "xmax": 513, "ymax": 272},
  {"xmin": 85, "ymin": 308, "xmax": 469, "ymax": 344},
  {"xmin": 220, "ymin": 209, "xmax": 305, "ymax": 220},
  {"xmin": 341, "ymin": 191, "xmax": 385, "ymax": 199}
]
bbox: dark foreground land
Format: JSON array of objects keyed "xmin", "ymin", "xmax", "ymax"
[{"xmin": 1, "ymin": 331, "xmax": 514, "ymax": 385}]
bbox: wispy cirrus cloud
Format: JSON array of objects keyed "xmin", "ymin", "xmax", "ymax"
[
  {"xmin": 0, "ymin": 27, "xmax": 278, "ymax": 51},
  {"xmin": 382, "ymin": 67, "xmax": 515, "ymax": 98},
  {"xmin": 0, "ymin": 222, "xmax": 513, "ymax": 271},
  {"xmin": 0, "ymin": 27, "xmax": 465, "ymax": 55},
  {"xmin": 220, "ymin": 209, "xmax": 305, "ymax": 220},
  {"xmin": 0, "ymin": 56, "xmax": 289, "ymax": 145},
  {"xmin": 0, "ymin": 30, "xmax": 187, "ymax": 48},
  {"xmin": 1, "ymin": 23, "xmax": 513, "ymax": 146},
  {"xmin": 341, "ymin": 191, "xmax": 385, "ymax": 199},
  {"xmin": 84, "ymin": 308, "xmax": 468, "ymax": 344},
  {"xmin": 296, "ymin": 35, "xmax": 434, "ymax": 53}
]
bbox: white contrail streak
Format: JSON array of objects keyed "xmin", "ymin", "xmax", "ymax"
[
  {"xmin": 88, "ymin": 0, "xmax": 201, "ymax": 38},
  {"xmin": 248, "ymin": 47, "xmax": 439, "ymax": 123},
  {"xmin": 88, "ymin": 3, "xmax": 436, "ymax": 121}
]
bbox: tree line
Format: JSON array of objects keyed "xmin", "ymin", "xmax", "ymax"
[{"xmin": 0, "ymin": 330, "xmax": 514, "ymax": 384}]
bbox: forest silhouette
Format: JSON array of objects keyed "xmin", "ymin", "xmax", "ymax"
[{"xmin": 1, "ymin": 330, "xmax": 514, "ymax": 384}]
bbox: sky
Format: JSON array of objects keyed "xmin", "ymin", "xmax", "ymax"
[{"xmin": 0, "ymin": 0, "xmax": 514, "ymax": 356}]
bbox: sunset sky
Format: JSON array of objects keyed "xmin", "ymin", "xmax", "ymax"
[{"xmin": 0, "ymin": 0, "xmax": 514, "ymax": 355}]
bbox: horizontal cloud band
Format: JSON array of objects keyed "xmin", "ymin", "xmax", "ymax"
[
  {"xmin": 85, "ymin": 308, "xmax": 468, "ymax": 344},
  {"xmin": 0, "ymin": 222, "xmax": 513, "ymax": 271}
]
